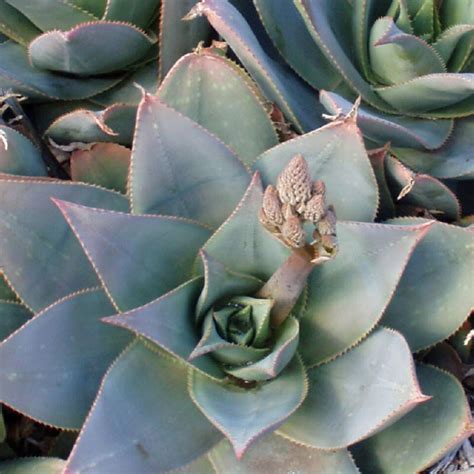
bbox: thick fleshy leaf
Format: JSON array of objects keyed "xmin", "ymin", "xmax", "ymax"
[
  {"xmin": 45, "ymin": 105, "xmax": 136, "ymax": 146},
  {"xmin": 433, "ymin": 25, "xmax": 474, "ymax": 64},
  {"xmin": 352, "ymin": 0, "xmax": 393, "ymax": 81},
  {"xmin": 254, "ymin": 116, "xmax": 378, "ymax": 222},
  {"xmin": 210, "ymin": 433, "xmax": 359, "ymax": 473},
  {"xmin": 0, "ymin": 289, "xmax": 131, "ymax": 428},
  {"xmin": 410, "ymin": 0, "xmax": 436, "ymax": 38},
  {"xmin": 158, "ymin": 49, "xmax": 278, "ymax": 166},
  {"xmin": 190, "ymin": 310, "xmax": 270, "ymax": 365},
  {"xmin": 130, "ymin": 94, "xmax": 250, "ymax": 227},
  {"xmin": 0, "ymin": 0, "xmax": 41, "ymax": 45},
  {"xmin": 294, "ymin": 0, "xmax": 392, "ymax": 111},
  {"xmin": 300, "ymin": 221, "xmax": 431, "ymax": 366},
  {"xmin": 190, "ymin": 354, "xmax": 307, "ymax": 458},
  {"xmin": 0, "ymin": 125, "xmax": 47, "ymax": 176},
  {"xmin": 189, "ymin": 0, "xmax": 324, "ymax": 132},
  {"xmin": 375, "ymin": 73, "xmax": 474, "ymax": 114},
  {"xmin": 0, "ymin": 178, "xmax": 128, "ymax": 312},
  {"xmin": 102, "ymin": 0, "xmax": 159, "ymax": 29},
  {"xmin": 0, "ymin": 458, "xmax": 66, "ymax": 473},
  {"xmin": 200, "ymin": 173, "xmax": 290, "ymax": 281},
  {"xmin": 392, "ymin": 116, "xmax": 474, "ymax": 179},
  {"xmin": 370, "ymin": 17, "xmax": 445, "ymax": 85},
  {"xmin": 385, "ymin": 155, "xmax": 461, "ymax": 220},
  {"xmin": 368, "ymin": 147, "xmax": 395, "ymax": 220},
  {"xmin": 197, "ymin": 251, "xmax": 263, "ymax": 320},
  {"xmin": 279, "ymin": 328, "xmax": 428, "ymax": 449},
  {"xmin": 5, "ymin": 0, "xmax": 99, "ymax": 31},
  {"xmin": 92, "ymin": 61, "xmax": 158, "ymax": 107},
  {"xmin": 225, "ymin": 317, "xmax": 300, "ymax": 381},
  {"xmin": 55, "ymin": 200, "xmax": 210, "ymax": 311},
  {"xmin": 103, "ymin": 277, "xmax": 224, "ymax": 379},
  {"xmin": 441, "ymin": 0, "xmax": 474, "ymax": 28},
  {"xmin": 70, "ymin": 143, "xmax": 130, "ymax": 193},
  {"xmin": 158, "ymin": 0, "xmax": 212, "ymax": 81},
  {"xmin": 0, "ymin": 301, "xmax": 31, "ymax": 340},
  {"xmin": 254, "ymin": 0, "xmax": 342, "ymax": 90},
  {"xmin": 29, "ymin": 22, "xmax": 155, "ymax": 75},
  {"xmin": 352, "ymin": 364, "xmax": 473, "ymax": 474},
  {"xmin": 65, "ymin": 341, "xmax": 222, "ymax": 473},
  {"xmin": 0, "ymin": 42, "xmax": 120, "ymax": 101},
  {"xmin": 320, "ymin": 90, "xmax": 454, "ymax": 150},
  {"xmin": 381, "ymin": 219, "xmax": 474, "ymax": 351}
]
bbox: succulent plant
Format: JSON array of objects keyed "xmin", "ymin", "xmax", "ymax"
[
  {"xmin": 0, "ymin": 84, "xmax": 472, "ymax": 472},
  {"xmin": 0, "ymin": 0, "xmax": 213, "ymax": 178},
  {"xmin": 187, "ymin": 0, "xmax": 474, "ymax": 220}
]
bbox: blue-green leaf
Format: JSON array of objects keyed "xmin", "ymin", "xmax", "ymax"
[
  {"xmin": 0, "ymin": 125, "xmax": 47, "ymax": 176},
  {"xmin": 65, "ymin": 341, "xmax": 222, "ymax": 473},
  {"xmin": 158, "ymin": 49, "xmax": 278, "ymax": 166},
  {"xmin": 279, "ymin": 328, "xmax": 428, "ymax": 449},
  {"xmin": 381, "ymin": 219, "xmax": 474, "ymax": 351},
  {"xmin": 210, "ymin": 434, "xmax": 359, "ymax": 473},
  {"xmin": 0, "ymin": 289, "xmax": 131, "ymax": 428},
  {"xmin": 130, "ymin": 94, "xmax": 250, "ymax": 228},
  {"xmin": 254, "ymin": 116, "xmax": 378, "ymax": 222},
  {"xmin": 300, "ymin": 221, "xmax": 431, "ymax": 366},
  {"xmin": 320, "ymin": 90, "xmax": 453, "ymax": 151},
  {"xmin": 55, "ymin": 200, "xmax": 210, "ymax": 311},
  {"xmin": 200, "ymin": 173, "xmax": 290, "ymax": 281},
  {"xmin": 352, "ymin": 364, "xmax": 473, "ymax": 474},
  {"xmin": 189, "ymin": 0, "xmax": 324, "ymax": 132},
  {"xmin": 190, "ymin": 354, "xmax": 307, "ymax": 458},
  {"xmin": 0, "ymin": 178, "xmax": 128, "ymax": 312}
]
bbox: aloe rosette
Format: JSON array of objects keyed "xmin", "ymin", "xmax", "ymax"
[
  {"xmin": 187, "ymin": 0, "xmax": 474, "ymax": 219},
  {"xmin": 0, "ymin": 84, "xmax": 472, "ymax": 472}
]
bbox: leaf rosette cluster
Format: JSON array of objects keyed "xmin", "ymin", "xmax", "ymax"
[{"xmin": 0, "ymin": 71, "xmax": 472, "ymax": 472}]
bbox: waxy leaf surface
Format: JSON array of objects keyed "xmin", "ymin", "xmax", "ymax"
[
  {"xmin": 320, "ymin": 90, "xmax": 453, "ymax": 151},
  {"xmin": 190, "ymin": 355, "xmax": 307, "ymax": 458},
  {"xmin": 57, "ymin": 200, "xmax": 211, "ymax": 311},
  {"xmin": 280, "ymin": 328, "xmax": 427, "ymax": 448},
  {"xmin": 159, "ymin": 0, "xmax": 213, "ymax": 80},
  {"xmin": 0, "ymin": 289, "xmax": 131, "ymax": 428},
  {"xmin": 0, "ymin": 41, "xmax": 120, "ymax": 101},
  {"xmin": 158, "ymin": 50, "xmax": 278, "ymax": 166},
  {"xmin": 71, "ymin": 143, "xmax": 130, "ymax": 194},
  {"xmin": 0, "ymin": 125, "xmax": 47, "ymax": 176},
  {"xmin": 200, "ymin": 173, "xmax": 289, "ymax": 281},
  {"xmin": 382, "ymin": 219, "xmax": 474, "ymax": 351},
  {"xmin": 352, "ymin": 364, "xmax": 473, "ymax": 474},
  {"xmin": 29, "ymin": 22, "xmax": 155, "ymax": 75},
  {"xmin": 65, "ymin": 341, "xmax": 222, "ymax": 473},
  {"xmin": 0, "ymin": 178, "xmax": 127, "ymax": 312},
  {"xmin": 209, "ymin": 433, "xmax": 359, "ymax": 473},
  {"xmin": 131, "ymin": 95, "xmax": 250, "ymax": 228},
  {"xmin": 299, "ymin": 221, "xmax": 430, "ymax": 366},
  {"xmin": 193, "ymin": 0, "xmax": 324, "ymax": 132}
]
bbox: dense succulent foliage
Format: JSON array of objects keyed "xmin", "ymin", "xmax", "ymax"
[
  {"xmin": 187, "ymin": 0, "xmax": 474, "ymax": 220},
  {"xmin": 0, "ymin": 71, "xmax": 473, "ymax": 470},
  {"xmin": 0, "ymin": 0, "xmax": 213, "ymax": 179},
  {"xmin": 0, "ymin": 1, "xmax": 473, "ymax": 473}
]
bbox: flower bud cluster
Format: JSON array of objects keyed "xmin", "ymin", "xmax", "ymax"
[{"xmin": 259, "ymin": 154, "xmax": 338, "ymax": 257}]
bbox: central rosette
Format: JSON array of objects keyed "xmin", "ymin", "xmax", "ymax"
[
  {"xmin": 190, "ymin": 284, "xmax": 301, "ymax": 382},
  {"xmin": 185, "ymin": 154, "xmax": 338, "ymax": 383}
]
